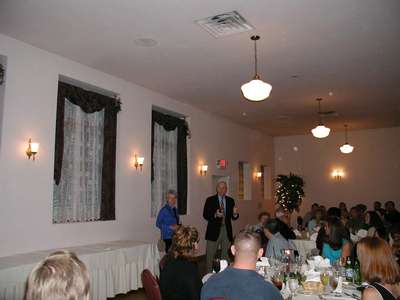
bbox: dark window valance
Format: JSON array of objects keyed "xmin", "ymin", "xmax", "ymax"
[
  {"xmin": 151, "ymin": 110, "xmax": 189, "ymax": 215},
  {"xmin": 54, "ymin": 81, "xmax": 120, "ymax": 220}
]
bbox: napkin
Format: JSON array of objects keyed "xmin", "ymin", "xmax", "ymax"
[
  {"xmin": 294, "ymin": 229, "xmax": 302, "ymax": 237},
  {"xmin": 310, "ymin": 232, "xmax": 318, "ymax": 241},
  {"xmin": 307, "ymin": 256, "xmax": 330, "ymax": 269},
  {"xmin": 304, "ymin": 269, "xmax": 321, "ymax": 282},
  {"xmin": 280, "ymin": 282, "xmax": 291, "ymax": 299},
  {"xmin": 220, "ymin": 259, "xmax": 228, "ymax": 272}
]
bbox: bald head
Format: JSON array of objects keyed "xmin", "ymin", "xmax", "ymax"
[{"xmin": 231, "ymin": 230, "xmax": 262, "ymax": 262}]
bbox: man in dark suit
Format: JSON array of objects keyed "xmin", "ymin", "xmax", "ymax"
[{"xmin": 203, "ymin": 181, "xmax": 239, "ymax": 272}]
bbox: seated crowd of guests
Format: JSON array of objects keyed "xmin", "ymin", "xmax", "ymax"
[{"xmin": 22, "ymin": 200, "xmax": 399, "ymax": 300}]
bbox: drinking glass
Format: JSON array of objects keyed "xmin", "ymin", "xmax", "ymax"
[
  {"xmin": 288, "ymin": 278, "xmax": 299, "ymax": 297},
  {"xmin": 320, "ymin": 269, "xmax": 330, "ymax": 292}
]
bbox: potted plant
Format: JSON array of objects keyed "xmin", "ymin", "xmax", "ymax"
[{"xmin": 275, "ymin": 173, "xmax": 305, "ymax": 212}]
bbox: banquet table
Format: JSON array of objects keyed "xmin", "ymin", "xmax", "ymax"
[
  {"xmin": 0, "ymin": 240, "xmax": 160, "ymax": 300},
  {"xmin": 291, "ymin": 239, "xmax": 317, "ymax": 258}
]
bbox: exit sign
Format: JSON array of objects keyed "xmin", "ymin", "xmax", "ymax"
[{"xmin": 217, "ymin": 160, "xmax": 227, "ymax": 169}]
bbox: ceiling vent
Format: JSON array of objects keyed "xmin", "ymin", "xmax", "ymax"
[{"xmin": 195, "ymin": 11, "xmax": 254, "ymax": 38}]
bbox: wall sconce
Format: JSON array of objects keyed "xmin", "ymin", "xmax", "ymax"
[
  {"xmin": 134, "ymin": 154, "xmax": 144, "ymax": 171},
  {"xmin": 26, "ymin": 138, "xmax": 39, "ymax": 160},
  {"xmin": 200, "ymin": 165, "xmax": 208, "ymax": 176},
  {"xmin": 331, "ymin": 169, "xmax": 344, "ymax": 180},
  {"xmin": 256, "ymin": 171, "xmax": 263, "ymax": 179}
]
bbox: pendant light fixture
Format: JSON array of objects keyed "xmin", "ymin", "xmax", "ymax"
[
  {"xmin": 241, "ymin": 35, "xmax": 272, "ymax": 101},
  {"xmin": 311, "ymin": 98, "xmax": 331, "ymax": 138},
  {"xmin": 340, "ymin": 124, "xmax": 354, "ymax": 154}
]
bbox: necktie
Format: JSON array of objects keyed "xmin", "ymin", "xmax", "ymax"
[{"xmin": 220, "ymin": 197, "xmax": 225, "ymax": 216}]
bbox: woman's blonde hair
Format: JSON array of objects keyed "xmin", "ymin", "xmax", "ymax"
[
  {"xmin": 170, "ymin": 226, "xmax": 199, "ymax": 258},
  {"xmin": 25, "ymin": 250, "xmax": 90, "ymax": 300},
  {"xmin": 357, "ymin": 237, "xmax": 400, "ymax": 285}
]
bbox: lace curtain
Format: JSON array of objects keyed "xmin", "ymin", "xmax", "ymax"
[
  {"xmin": 53, "ymin": 98, "xmax": 104, "ymax": 223},
  {"xmin": 151, "ymin": 123, "xmax": 178, "ymax": 217}
]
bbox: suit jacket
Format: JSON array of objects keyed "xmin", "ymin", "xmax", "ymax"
[{"xmin": 203, "ymin": 194, "xmax": 239, "ymax": 242}]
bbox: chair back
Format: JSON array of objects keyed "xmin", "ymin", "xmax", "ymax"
[{"xmin": 141, "ymin": 269, "xmax": 162, "ymax": 300}]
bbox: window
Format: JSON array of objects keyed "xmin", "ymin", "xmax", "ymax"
[
  {"xmin": 53, "ymin": 81, "xmax": 120, "ymax": 223},
  {"xmin": 151, "ymin": 110, "xmax": 189, "ymax": 217},
  {"xmin": 238, "ymin": 161, "xmax": 252, "ymax": 200}
]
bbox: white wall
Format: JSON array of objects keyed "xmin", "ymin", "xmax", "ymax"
[
  {"xmin": 274, "ymin": 127, "xmax": 400, "ymax": 215},
  {"xmin": 0, "ymin": 34, "xmax": 274, "ymax": 257}
]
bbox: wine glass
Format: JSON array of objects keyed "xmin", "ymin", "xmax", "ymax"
[
  {"xmin": 212, "ymin": 258, "xmax": 220, "ymax": 273},
  {"xmin": 320, "ymin": 269, "xmax": 330, "ymax": 292}
]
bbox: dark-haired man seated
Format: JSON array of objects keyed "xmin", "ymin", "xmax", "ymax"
[
  {"xmin": 201, "ymin": 230, "xmax": 283, "ymax": 300},
  {"xmin": 264, "ymin": 218, "xmax": 296, "ymax": 259}
]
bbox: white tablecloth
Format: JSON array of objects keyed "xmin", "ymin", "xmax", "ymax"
[
  {"xmin": 291, "ymin": 239, "xmax": 317, "ymax": 258},
  {"xmin": 0, "ymin": 240, "xmax": 160, "ymax": 300}
]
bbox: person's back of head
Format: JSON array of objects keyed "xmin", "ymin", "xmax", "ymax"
[
  {"xmin": 264, "ymin": 218, "xmax": 280, "ymax": 235},
  {"xmin": 357, "ymin": 237, "xmax": 400, "ymax": 285},
  {"xmin": 325, "ymin": 216, "xmax": 348, "ymax": 250},
  {"xmin": 327, "ymin": 207, "xmax": 341, "ymax": 218},
  {"xmin": 170, "ymin": 225, "xmax": 199, "ymax": 259},
  {"xmin": 356, "ymin": 204, "xmax": 367, "ymax": 214},
  {"xmin": 231, "ymin": 230, "xmax": 262, "ymax": 268},
  {"xmin": 25, "ymin": 250, "xmax": 90, "ymax": 300},
  {"xmin": 385, "ymin": 201, "xmax": 395, "ymax": 212}
]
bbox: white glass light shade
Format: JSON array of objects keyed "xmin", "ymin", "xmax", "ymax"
[
  {"xmin": 340, "ymin": 143, "xmax": 354, "ymax": 154},
  {"xmin": 256, "ymin": 172, "xmax": 262, "ymax": 178},
  {"xmin": 201, "ymin": 165, "xmax": 208, "ymax": 172},
  {"xmin": 137, "ymin": 157, "xmax": 145, "ymax": 165},
  {"xmin": 241, "ymin": 79, "xmax": 272, "ymax": 101},
  {"xmin": 311, "ymin": 125, "xmax": 331, "ymax": 138},
  {"xmin": 30, "ymin": 142, "xmax": 39, "ymax": 153}
]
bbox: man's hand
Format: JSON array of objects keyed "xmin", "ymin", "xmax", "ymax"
[
  {"xmin": 233, "ymin": 206, "xmax": 239, "ymax": 215},
  {"xmin": 215, "ymin": 209, "xmax": 224, "ymax": 218},
  {"xmin": 170, "ymin": 224, "xmax": 179, "ymax": 231}
]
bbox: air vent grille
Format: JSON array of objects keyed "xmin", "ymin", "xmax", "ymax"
[{"xmin": 195, "ymin": 11, "xmax": 254, "ymax": 38}]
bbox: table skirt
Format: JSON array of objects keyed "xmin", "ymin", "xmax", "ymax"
[{"xmin": 0, "ymin": 240, "xmax": 160, "ymax": 300}]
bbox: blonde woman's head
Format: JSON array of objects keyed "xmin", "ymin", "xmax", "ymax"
[
  {"xmin": 171, "ymin": 226, "xmax": 199, "ymax": 258},
  {"xmin": 25, "ymin": 250, "xmax": 90, "ymax": 300}
]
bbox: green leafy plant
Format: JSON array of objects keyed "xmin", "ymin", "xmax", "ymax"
[{"xmin": 275, "ymin": 173, "xmax": 305, "ymax": 212}]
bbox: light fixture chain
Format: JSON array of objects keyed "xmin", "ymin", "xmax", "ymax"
[{"xmin": 254, "ymin": 38, "xmax": 258, "ymax": 76}]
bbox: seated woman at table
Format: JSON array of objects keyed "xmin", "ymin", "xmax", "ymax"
[
  {"xmin": 358, "ymin": 237, "xmax": 400, "ymax": 300},
  {"xmin": 308, "ymin": 208, "xmax": 325, "ymax": 234},
  {"xmin": 263, "ymin": 218, "xmax": 296, "ymax": 259},
  {"xmin": 25, "ymin": 250, "xmax": 90, "ymax": 300},
  {"xmin": 321, "ymin": 216, "xmax": 352, "ymax": 263},
  {"xmin": 160, "ymin": 225, "xmax": 202, "ymax": 300},
  {"xmin": 364, "ymin": 210, "xmax": 386, "ymax": 239}
]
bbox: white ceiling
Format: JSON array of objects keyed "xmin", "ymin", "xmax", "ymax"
[{"xmin": 0, "ymin": 0, "xmax": 399, "ymax": 136}]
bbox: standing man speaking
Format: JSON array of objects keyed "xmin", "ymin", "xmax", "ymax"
[{"xmin": 203, "ymin": 181, "xmax": 239, "ymax": 271}]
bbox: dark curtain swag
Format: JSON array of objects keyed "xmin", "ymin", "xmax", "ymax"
[
  {"xmin": 151, "ymin": 110, "xmax": 189, "ymax": 215},
  {"xmin": 54, "ymin": 81, "xmax": 121, "ymax": 221}
]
